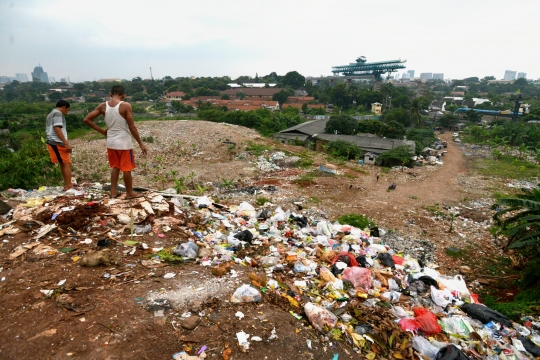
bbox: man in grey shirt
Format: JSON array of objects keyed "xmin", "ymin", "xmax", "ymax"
[{"xmin": 46, "ymin": 99, "xmax": 73, "ymax": 190}]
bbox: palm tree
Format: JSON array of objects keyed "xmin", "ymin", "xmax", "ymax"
[
  {"xmin": 409, "ymin": 97, "xmax": 423, "ymax": 127},
  {"xmin": 494, "ymin": 188, "xmax": 540, "ymax": 249}
]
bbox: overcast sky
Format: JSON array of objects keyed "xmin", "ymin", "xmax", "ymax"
[{"xmin": 1, "ymin": 0, "xmax": 538, "ymax": 82}]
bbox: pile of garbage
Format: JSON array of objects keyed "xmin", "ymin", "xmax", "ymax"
[{"xmin": 2, "ymin": 184, "xmax": 540, "ymax": 360}]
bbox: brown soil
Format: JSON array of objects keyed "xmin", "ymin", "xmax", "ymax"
[{"xmin": 0, "ymin": 121, "xmax": 513, "ymax": 359}]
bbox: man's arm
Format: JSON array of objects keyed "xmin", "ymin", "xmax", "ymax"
[
  {"xmin": 53, "ymin": 126, "xmax": 72, "ymax": 153},
  {"xmin": 122, "ymin": 102, "xmax": 147, "ymax": 155},
  {"xmin": 83, "ymin": 104, "xmax": 107, "ymax": 135}
]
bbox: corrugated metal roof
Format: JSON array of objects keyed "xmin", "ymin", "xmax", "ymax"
[{"xmin": 315, "ymin": 134, "xmax": 415, "ymax": 154}]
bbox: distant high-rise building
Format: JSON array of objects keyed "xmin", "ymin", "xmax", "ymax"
[
  {"xmin": 407, "ymin": 70, "xmax": 415, "ymax": 78},
  {"xmin": 420, "ymin": 73, "xmax": 433, "ymax": 80},
  {"xmin": 517, "ymin": 72, "xmax": 527, "ymax": 79},
  {"xmin": 401, "ymin": 73, "xmax": 409, "ymax": 79},
  {"xmin": 31, "ymin": 65, "xmax": 49, "ymax": 83},
  {"xmin": 433, "ymin": 73, "xmax": 444, "ymax": 80},
  {"xmin": 0, "ymin": 76, "xmax": 11, "ymax": 84},
  {"xmin": 15, "ymin": 73, "xmax": 29, "ymax": 82},
  {"xmin": 49, "ymin": 77, "xmax": 56, "ymax": 83},
  {"xmin": 503, "ymin": 70, "xmax": 517, "ymax": 81}
]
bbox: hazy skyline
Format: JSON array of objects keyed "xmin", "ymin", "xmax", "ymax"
[{"xmin": 1, "ymin": 0, "xmax": 539, "ymax": 82}]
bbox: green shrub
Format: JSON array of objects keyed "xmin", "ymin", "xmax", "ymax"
[
  {"xmin": 0, "ymin": 134, "xmax": 61, "ymax": 190},
  {"xmin": 325, "ymin": 139, "xmax": 362, "ymax": 160},
  {"xmin": 337, "ymin": 214, "xmax": 376, "ymax": 230}
]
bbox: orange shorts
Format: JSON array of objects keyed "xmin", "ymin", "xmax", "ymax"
[
  {"xmin": 48, "ymin": 144, "xmax": 71, "ymax": 164},
  {"xmin": 107, "ymin": 148, "xmax": 136, "ymax": 172}
]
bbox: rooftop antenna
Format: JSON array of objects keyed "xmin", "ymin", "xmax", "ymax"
[{"xmin": 150, "ymin": 67, "xmax": 154, "ymax": 81}]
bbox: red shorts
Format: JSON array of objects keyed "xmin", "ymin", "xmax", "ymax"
[
  {"xmin": 107, "ymin": 149, "xmax": 136, "ymax": 172},
  {"xmin": 48, "ymin": 144, "xmax": 71, "ymax": 164}
]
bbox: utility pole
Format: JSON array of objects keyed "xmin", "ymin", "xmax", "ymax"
[
  {"xmin": 512, "ymin": 93, "xmax": 522, "ymax": 121},
  {"xmin": 149, "ymin": 67, "xmax": 154, "ymax": 81}
]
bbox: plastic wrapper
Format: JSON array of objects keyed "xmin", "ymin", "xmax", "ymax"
[
  {"xmin": 304, "ymin": 302, "xmax": 338, "ymax": 333},
  {"xmin": 414, "ymin": 307, "xmax": 442, "ymax": 335},
  {"xmin": 391, "ymin": 306, "xmax": 411, "ymax": 319},
  {"xmin": 341, "ymin": 267, "xmax": 372, "ymax": 292},
  {"xmin": 173, "ymin": 241, "xmax": 198, "ymax": 259},
  {"xmin": 412, "ymin": 335, "xmax": 440, "ymax": 360},
  {"xmin": 231, "ymin": 284, "xmax": 261, "ymax": 303}
]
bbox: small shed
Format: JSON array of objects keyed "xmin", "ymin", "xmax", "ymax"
[
  {"xmin": 371, "ymin": 102, "xmax": 382, "ymax": 115},
  {"xmin": 364, "ymin": 152, "xmax": 379, "ymax": 165}
]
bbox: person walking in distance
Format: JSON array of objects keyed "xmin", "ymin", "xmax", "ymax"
[
  {"xmin": 46, "ymin": 99, "xmax": 73, "ymax": 191},
  {"xmin": 376, "ymin": 171, "xmax": 380, "ymax": 182},
  {"xmin": 83, "ymin": 85, "xmax": 147, "ymax": 198}
]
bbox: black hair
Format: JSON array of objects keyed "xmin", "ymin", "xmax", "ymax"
[
  {"xmin": 110, "ymin": 85, "xmax": 125, "ymax": 96},
  {"xmin": 56, "ymin": 99, "xmax": 70, "ymax": 108}
]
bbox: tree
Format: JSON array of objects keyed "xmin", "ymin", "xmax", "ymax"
[
  {"xmin": 221, "ymin": 94, "xmax": 230, "ymax": 100},
  {"xmin": 324, "ymin": 114, "xmax": 357, "ymax": 135},
  {"xmin": 464, "ymin": 109, "xmax": 483, "ymax": 123},
  {"xmin": 494, "ymin": 188, "xmax": 540, "ymax": 249},
  {"xmin": 439, "ymin": 113, "xmax": 459, "ymax": 128},
  {"xmin": 378, "ymin": 146, "xmax": 415, "ymax": 167},
  {"xmin": 236, "ymin": 91, "xmax": 246, "ymax": 100},
  {"xmin": 302, "ymin": 103, "xmax": 309, "ymax": 114},
  {"xmin": 282, "ymin": 71, "xmax": 305, "ymax": 89},
  {"xmin": 382, "ymin": 108, "xmax": 412, "ymax": 127},
  {"xmin": 272, "ymin": 88, "xmax": 293, "ymax": 105},
  {"xmin": 409, "ymin": 97, "xmax": 426, "ymax": 127}
]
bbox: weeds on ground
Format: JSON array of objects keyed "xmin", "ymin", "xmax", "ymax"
[
  {"xmin": 473, "ymin": 156, "xmax": 539, "ymax": 179},
  {"xmin": 256, "ymin": 197, "xmax": 270, "ymax": 206},
  {"xmin": 245, "ymin": 141, "xmax": 272, "ymax": 156},
  {"xmin": 337, "ymin": 214, "xmax": 376, "ymax": 230}
]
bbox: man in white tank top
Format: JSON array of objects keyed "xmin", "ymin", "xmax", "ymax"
[{"xmin": 83, "ymin": 85, "xmax": 147, "ymax": 198}]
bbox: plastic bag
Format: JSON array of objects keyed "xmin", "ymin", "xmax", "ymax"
[
  {"xmin": 331, "ymin": 252, "xmax": 359, "ymax": 267},
  {"xmin": 412, "ymin": 335, "xmax": 440, "ymax": 360},
  {"xmin": 173, "ymin": 241, "xmax": 198, "ymax": 259},
  {"xmin": 320, "ymin": 267, "xmax": 338, "ymax": 283},
  {"xmin": 438, "ymin": 275, "xmax": 470, "ymax": 300},
  {"xmin": 377, "ymin": 253, "xmax": 395, "ymax": 267},
  {"xmin": 381, "ymin": 291, "xmax": 401, "ymax": 303},
  {"xmin": 233, "ymin": 230, "xmax": 253, "ymax": 243},
  {"xmin": 259, "ymin": 256, "xmax": 280, "ymax": 268},
  {"xmin": 435, "ymin": 344, "xmax": 470, "ymax": 360},
  {"xmin": 342, "ymin": 267, "xmax": 372, "ymax": 292},
  {"xmin": 517, "ymin": 336, "xmax": 540, "ymax": 357},
  {"xmin": 304, "ymin": 302, "xmax": 338, "ymax": 333},
  {"xmin": 399, "ymin": 318, "xmax": 421, "ymax": 332},
  {"xmin": 414, "ymin": 307, "xmax": 442, "ymax": 335},
  {"xmin": 231, "ymin": 284, "xmax": 261, "ymax": 303},
  {"xmin": 431, "ymin": 286, "xmax": 454, "ymax": 307},
  {"xmin": 316, "ymin": 221, "xmax": 332, "ymax": 237},
  {"xmin": 294, "ymin": 258, "xmax": 317, "ymax": 273},
  {"xmin": 440, "ymin": 317, "xmax": 471, "ymax": 337},
  {"xmin": 392, "ymin": 255, "xmax": 404, "ymax": 265},
  {"xmin": 391, "ymin": 306, "xmax": 411, "ymax": 319},
  {"xmin": 460, "ymin": 303, "xmax": 512, "ymax": 328}
]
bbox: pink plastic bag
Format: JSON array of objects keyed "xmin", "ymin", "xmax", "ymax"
[
  {"xmin": 342, "ymin": 267, "xmax": 372, "ymax": 292},
  {"xmin": 413, "ymin": 307, "xmax": 441, "ymax": 335},
  {"xmin": 398, "ymin": 318, "xmax": 421, "ymax": 332}
]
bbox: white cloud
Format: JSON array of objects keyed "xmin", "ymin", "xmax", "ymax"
[{"xmin": 1, "ymin": 0, "xmax": 539, "ymax": 80}]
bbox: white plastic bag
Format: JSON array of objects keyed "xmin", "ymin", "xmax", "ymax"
[
  {"xmin": 316, "ymin": 221, "xmax": 332, "ymax": 237},
  {"xmin": 430, "ymin": 285, "xmax": 454, "ymax": 307},
  {"xmin": 231, "ymin": 284, "xmax": 261, "ymax": 303},
  {"xmin": 412, "ymin": 336, "xmax": 440, "ymax": 360},
  {"xmin": 173, "ymin": 241, "xmax": 198, "ymax": 259},
  {"xmin": 438, "ymin": 275, "xmax": 471, "ymax": 301},
  {"xmin": 304, "ymin": 302, "xmax": 338, "ymax": 333}
]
